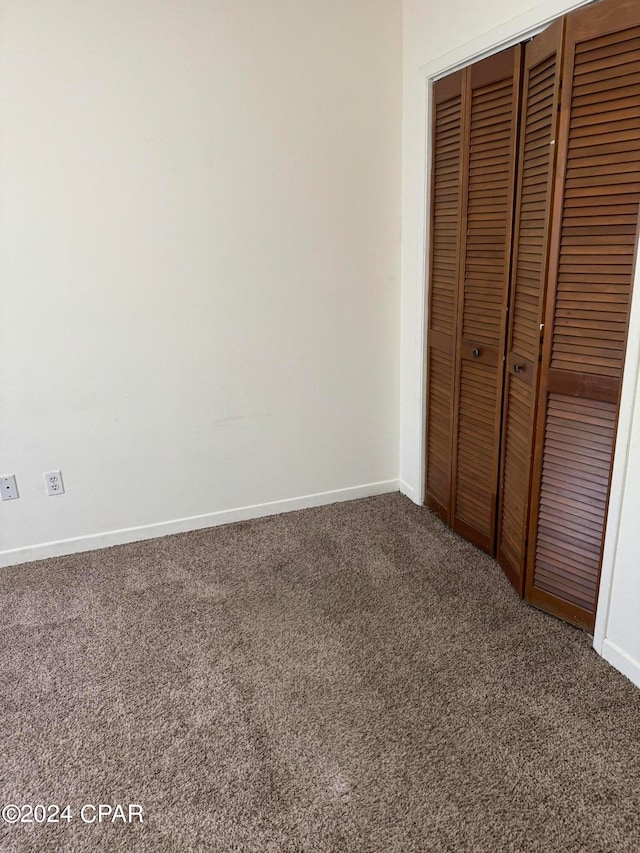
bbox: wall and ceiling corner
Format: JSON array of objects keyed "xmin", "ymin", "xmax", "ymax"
[{"xmin": 401, "ymin": 0, "xmax": 640, "ymax": 687}]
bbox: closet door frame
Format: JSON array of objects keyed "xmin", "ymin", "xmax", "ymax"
[{"xmin": 416, "ymin": 0, "xmax": 640, "ymax": 652}]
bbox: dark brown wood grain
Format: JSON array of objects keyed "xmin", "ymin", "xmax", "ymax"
[
  {"xmin": 424, "ymin": 0, "xmax": 640, "ymax": 633},
  {"xmin": 451, "ymin": 46, "xmax": 522, "ymax": 555},
  {"xmin": 497, "ymin": 20, "xmax": 564, "ymax": 593},
  {"xmin": 424, "ymin": 71, "xmax": 465, "ymax": 523},
  {"xmin": 525, "ymin": 0, "xmax": 640, "ymax": 630}
]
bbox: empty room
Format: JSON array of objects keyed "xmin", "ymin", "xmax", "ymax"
[{"xmin": 1, "ymin": 0, "xmax": 639, "ymax": 850}]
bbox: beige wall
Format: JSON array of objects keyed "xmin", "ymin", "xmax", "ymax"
[{"xmin": 0, "ymin": 0, "xmax": 402, "ymax": 560}]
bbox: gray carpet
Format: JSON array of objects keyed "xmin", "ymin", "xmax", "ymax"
[{"xmin": 1, "ymin": 493, "xmax": 639, "ymax": 852}]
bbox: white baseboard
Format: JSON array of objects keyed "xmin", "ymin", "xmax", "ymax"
[
  {"xmin": 0, "ymin": 479, "xmax": 399, "ymax": 569},
  {"xmin": 602, "ymin": 639, "xmax": 640, "ymax": 690}
]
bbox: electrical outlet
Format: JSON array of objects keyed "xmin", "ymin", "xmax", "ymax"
[
  {"xmin": 0, "ymin": 475, "xmax": 19, "ymax": 501},
  {"xmin": 44, "ymin": 470, "xmax": 65, "ymax": 496}
]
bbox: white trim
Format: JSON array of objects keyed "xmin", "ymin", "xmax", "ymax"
[
  {"xmin": 0, "ymin": 479, "xmax": 399, "ymax": 568},
  {"xmin": 602, "ymin": 639, "xmax": 640, "ymax": 690},
  {"xmin": 416, "ymin": 72, "xmax": 431, "ymax": 507},
  {"xmin": 399, "ymin": 479, "xmax": 417, "ymax": 503},
  {"xmin": 419, "ymin": 0, "xmax": 587, "ymax": 79}
]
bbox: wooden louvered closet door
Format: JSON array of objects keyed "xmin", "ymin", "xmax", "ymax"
[
  {"xmin": 425, "ymin": 71, "xmax": 464, "ymax": 524},
  {"xmin": 526, "ymin": 0, "xmax": 640, "ymax": 629},
  {"xmin": 452, "ymin": 47, "xmax": 522, "ymax": 553},
  {"xmin": 496, "ymin": 22, "xmax": 564, "ymax": 593}
]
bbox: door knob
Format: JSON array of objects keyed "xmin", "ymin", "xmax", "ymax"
[
  {"xmin": 513, "ymin": 363, "xmax": 524, "ymax": 374},
  {"xmin": 471, "ymin": 348, "xmax": 481, "ymax": 358}
]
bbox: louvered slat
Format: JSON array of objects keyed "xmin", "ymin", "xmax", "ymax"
[
  {"xmin": 551, "ymin": 31, "xmax": 640, "ymax": 376},
  {"xmin": 425, "ymin": 72, "xmax": 464, "ymax": 522},
  {"xmin": 511, "ymin": 52, "xmax": 556, "ymax": 362},
  {"xmin": 499, "ymin": 378, "xmax": 535, "ymax": 572},
  {"xmin": 532, "ymin": 395, "xmax": 616, "ymax": 611},
  {"xmin": 457, "ymin": 360, "xmax": 499, "ymax": 537},
  {"xmin": 526, "ymin": 0, "xmax": 640, "ymax": 629},
  {"xmin": 497, "ymin": 22, "xmax": 563, "ymax": 592},
  {"xmin": 452, "ymin": 47, "xmax": 521, "ymax": 553}
]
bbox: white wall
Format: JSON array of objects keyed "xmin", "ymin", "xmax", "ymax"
[
  {"xmin": 0, "ymin": 0, "xmax": 402, "ymax": 563},
  {"xmin": 599, "ymin": 378, "xmax": 640, "ymax": 687},
  {"xmin": 401, "ymin": 0, "xmax": 640, "ymax": 687},
  {"xmin": 596, "ymin": 263, "xmax": 640, "ymax": 687}
]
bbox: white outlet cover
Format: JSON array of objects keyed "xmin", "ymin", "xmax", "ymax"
[
  {"xmin": 44, "ymin": 470, "xmax": 65, "ymax": 496},
  {"xmin": 1, "ymin": 475, "xmax": 19, "ymax": 501}
]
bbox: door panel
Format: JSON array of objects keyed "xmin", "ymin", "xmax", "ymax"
[
  {"xmin": 452, "ymin": 47, "xmax": 522, "ymax": 553},
  {"xmin": 526, "ymin": 0, "xmax": 640, "ymax": 629},
  {"xmin": 425, "ymin": 71, "xmax": 464, "ymax": 523},
  {"xmin": 497, "ymin": 21, "xmax": 564, "ymax": 592}
]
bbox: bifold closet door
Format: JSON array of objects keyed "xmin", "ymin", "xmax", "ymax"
[
  {"xmin": 451, "ymin": 47, "xmax": 522, "ymax": 553},
  {"xmin": 425, "ymin": 71, "xmax": 464, "ymax": 524},
  {"xmin": 496, "ymin": 21, "xmax": 564, "ymax": 593},
  {"xmin": 526, "ymin": 0, "xmax": 640, "ymax": 629}
]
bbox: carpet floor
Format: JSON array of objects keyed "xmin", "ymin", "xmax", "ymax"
[{"xmin": 1, "ymin": 493, "xmax": 639, "ymax": 852}]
